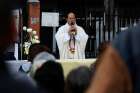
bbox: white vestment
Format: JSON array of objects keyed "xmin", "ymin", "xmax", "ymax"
[{"xmin": 55, "ymin": 23, "xmax": 88, "ymax": 59}]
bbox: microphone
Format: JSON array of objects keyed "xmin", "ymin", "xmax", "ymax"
[
  {"xmin": 71, "ymin": 22, "xmax": 74, "ymax": 26},
  {"xmin": 70, "ymin": 22, "xmax": 76, "ymax": 36},
  {"xmin": 69, "ymin": 22, "xmax": 76, "ymax": 54}
]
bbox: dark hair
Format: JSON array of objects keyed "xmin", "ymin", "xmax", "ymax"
[
  {"xmin": 65, "ymin": 66, "xmax": 92, "ymax": 93},
  {"xmin": 0, "ymin": 1, "xmax": 26, "ymax": 51},
  {"xmin": 28, "ymin": 43, "xmax": 49, "ymax": 62},
  {"xmin": 34, "ymin": 61, "xmax": 65, "ymax": 93},
  {"xmin": 0, "ymin": 1, "xmax": 13, "ymax": 54},
  {"xmin": 0, "ymin": 0, "xmax": 17, "ymax": 71}
]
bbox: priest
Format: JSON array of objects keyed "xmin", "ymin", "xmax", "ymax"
[{"xmin": 55, "ymin": 12, "xmax": 88, "ymax": 59}]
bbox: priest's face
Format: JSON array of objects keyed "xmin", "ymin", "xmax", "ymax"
[{"xmin": 67, "ymin": 12, "xmax": 76, "ymax": 25}]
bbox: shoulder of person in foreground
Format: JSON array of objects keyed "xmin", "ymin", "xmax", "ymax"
[
  {"xmin": 0, "ymin": 68, "xmax": 42, "ymax": 93},
  {"xmin": 86, "ymin": 45, "xmax": 132, "ymax": 93},
  {"xmin": 112, "ymin": 23, "xmax": 140, "ymax": 64}
]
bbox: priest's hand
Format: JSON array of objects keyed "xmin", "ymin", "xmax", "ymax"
[{"xmin": 68, "ymin": 26, "xmax": 77, "ymax": 36}]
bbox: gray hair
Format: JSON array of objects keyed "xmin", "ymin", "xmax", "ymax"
[{"xmin": 29, "ymin": 52, "xmax": 55, "ymax": 77}]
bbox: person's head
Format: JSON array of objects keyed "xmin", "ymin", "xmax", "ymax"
[
  {"xmin": 0, "ymin": 0, "xmax": 23, "ymax": 71},
  {"xmin": 34, "ymin": 60, "xmax": 65, "ymax": 93},
  {"xmin": 29, "ymin": 51, "xmax": 56, "ymax": 77},
  {"xmin": 98, "ymin": 41, "xmax": 110, "ymax": 56},
  {"xmin": 0, "ymin": 1, "xmax": 15, "ymax": 54},
  {"xmin": 65, "ymin": 66, "xmax": 92, "ymax": 93},
  {"xmin": 89, "ymin": 62, "xmax": 97, "ymax": 75},
  {"xmin": 28, "ymin": 43, "xmax": 49, "ymax": 62},
  {"xmin": 66, "ymin": 12, "xmax": 76, "ymax": 26}
]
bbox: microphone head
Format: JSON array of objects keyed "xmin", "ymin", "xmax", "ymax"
[{"xmin": 71, "ymin": 22, "xmax": 74, "ymax": 26}]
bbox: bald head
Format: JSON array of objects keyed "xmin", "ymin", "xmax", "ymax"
[{"xmin": 67, "ymin": 12, "xmax": 76, "ymax": 25}]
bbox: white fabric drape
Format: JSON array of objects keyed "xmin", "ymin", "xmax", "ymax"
[{"xmin": 55, "ymin": 23, "xmax": 88, "ymax": 59}]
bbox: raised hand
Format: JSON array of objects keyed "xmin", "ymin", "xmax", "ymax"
[{"xmin": 68, "ymin": 25, "xmax": 77, "ymax": 36}]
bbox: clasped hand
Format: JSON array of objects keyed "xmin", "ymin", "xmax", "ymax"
[{"xmin": 68, "ymin": 26, "xmax": 77, "ymax": 36}]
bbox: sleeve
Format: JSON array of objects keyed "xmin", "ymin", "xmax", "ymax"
[
  {"xmin": 55, "ymin": 27, "xmax": 70, "ymax": 54},
  {"xmin": 75, "ymin": 27, "xmax": 88, "ymax": 51}
]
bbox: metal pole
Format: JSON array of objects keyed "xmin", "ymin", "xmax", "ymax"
[
  {"xmin": 20, "ymin": 29, "xmax": 23, "ymax": 60},
  {"xmin": 52, "ymin": 27, "xmax": 56, "ymax": 53}
]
